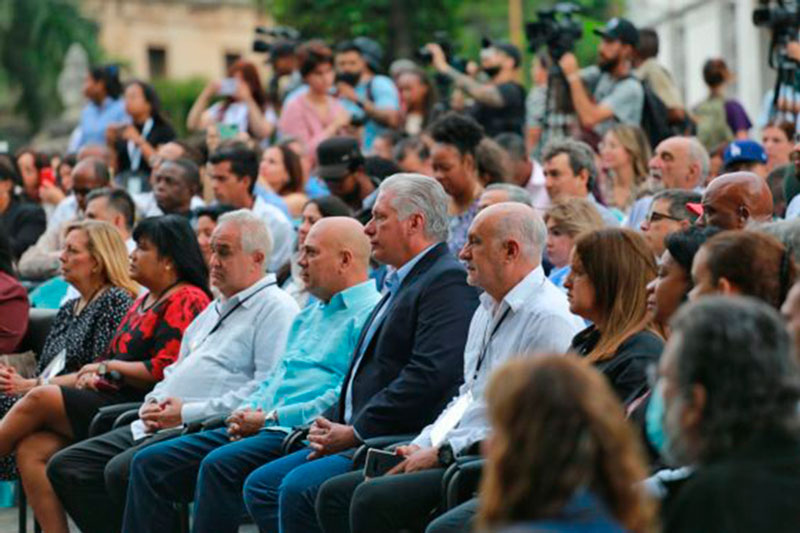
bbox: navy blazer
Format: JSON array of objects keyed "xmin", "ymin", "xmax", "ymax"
[{"xmin": 328, "ymin": 242, "xmax": 479, "ymax": 439}]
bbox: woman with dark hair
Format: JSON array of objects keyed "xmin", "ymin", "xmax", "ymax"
[
  {"xmin": 0, "ymin": 216, "xmax": 210, "ymax": 533},
  {"xmin": 73, "ymin": 64, "xmax": 129, "ymax": 150},
  {"xmin": 396, "ymin": 68, "xmax": 438, "ymax": 136},
  {"xmin": 479, "ymin": 356, "xmax": 654, "ymax": 532},
  {"xmin": 0, "ymin": 155, "xmax": 46, "ymax": 259},
  {"xmin": 187, "ymin": 59, "xmax": 274, "ymax": 141},
  {"xmin": 15, "ymin": 147, "xmax": 53, "ymax": 205},
  {"xmin": 689, "ymin": 230, "xmax": 797, "ymax": 310},
  {"xmin": 565, "ymin": 228, "xmax": 664, "ymax": 405},
  {"xmin": 429, "ymin": 112, "xmax": 486, "ymax": 255},
  {"xmin": 107, "ymin": 80, "xmax": 176, "ymax": 184},
  {"xmin": 196, "ymin": 204, "xmax": 237, "ymax": 267},
  {"xmin": 646, "ymin": 226, "xmax": 721, "ymax": 336},
  {"xmin": 762, "ymin": 119, "xmax": 795, "ymax": 173},
  {"xmin": 282, "ymin": 195, "xmax": 352, "ymax": 307},
  {"xmin": 278, "ymin": 40, "xmax": 350, "ymax": 165},
  {"xmin": 0, "ymin": 225, "xmax": 28, "ymax": 353},
  {"xmin": 258, "ymin": 143, "xmax": 308, "ymax": 217}
]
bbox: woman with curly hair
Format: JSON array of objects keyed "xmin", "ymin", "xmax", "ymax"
[{"xmin": 479, "ymin": 355, "xmax": 655, "ymax": 532}]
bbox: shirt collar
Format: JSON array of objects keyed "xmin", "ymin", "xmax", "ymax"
[
  {"xmin": 393, "ymin": 243, "xmax": 438, "ymax": 290},
  {"xmin": 328, "ymin": 279, "xmax": 377, "ymax": 310},
  {"xmin": 479, "ymin": 265, "xmax": 546, "ymax": 313},
  {"xmin": 219, "ymin": 273, "xmax": 275, "ymax": 311}
]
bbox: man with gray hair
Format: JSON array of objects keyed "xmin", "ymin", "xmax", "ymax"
[
  {"xmin": 640, "ymin": 189, "xmax": 701, "ymax": 258},
  {"xmin": 240, "ymin": 173, "xmax": 480, "ymax": 533},
  {"xmin": 478, "ymin": 182, "xmax": 532, "ymax": 211},
  {"xmin": 48, "ymin": 209, "xmax": 301, "ymax": 533},
  {"xmin": 316, "ymin": 202, "xmax": 584, "ymax": 533},
  {"xmin": 627, "ymin": 136, "xmax": 709, "ymax": 229},
  {"xmin": 651, "ymin": 296, "xmax": 800, "ymax": 532},
  {"xmin": 542, "ymin": 138, "xmax": 620, "ymax": 226}
]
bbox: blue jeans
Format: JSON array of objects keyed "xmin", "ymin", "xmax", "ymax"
[
  {"xmin": 123, "ymin": 428, "xmax": 288, "ymax": 533},
  {"xmin": 243, "ymin": 447, "xmax": 353, "ymax": 533}
]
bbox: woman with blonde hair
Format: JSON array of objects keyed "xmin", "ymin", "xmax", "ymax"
[
  {"xmin": 565, "ymin": 228, "xmax": 664, "ymax": 406},
  {"xmin": 479, "ymin": 355, "xmax": 654, "ymax": 532},
  {"xmin": 544, "ymin": 198, "xmax": 605, "ymax": 290},
  {"xmin": 0, "ymin": 215, "xmax": 211, "ymax": 533},
  {"xmin": 599, "ymin": 124, "xmax": 651, "ymax": 215}
]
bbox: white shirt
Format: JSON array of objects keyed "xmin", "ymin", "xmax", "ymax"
[
  {"xmin": 130, "ymin": 275, "xmax": 299, "ymax": 438},
  {"xmin": 412, "ymin": 266, "xmax": 584, "ymax": 454},
  {"xmin": 786, "ymin": 194, "xmax": 800, "ymax": 220},
  {"xmin": 133, "ymin": 192, "xmax": 206, "ymax": 218},
  {"xmin": 48, "ymin": 195, "xmax": 78, "ymax": 230},
  {"xmin": 525, "ymin": 160, "xmax": 550, "ymax": 216},
  {"xmin": 252, "ymin": 195, "xmax": 294, "ymax": 272}
]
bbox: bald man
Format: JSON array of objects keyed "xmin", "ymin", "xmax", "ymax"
[
  {"xmin": 315, "ymin": 202, "xmax": 585, "ymax": 533},
  {"xmin": 694, "ymin": 171, "xmax": 773, "ymax": 230},
  {"xmin": 121, "ymin": 217, "xmax": 381, "ymax": 533}
]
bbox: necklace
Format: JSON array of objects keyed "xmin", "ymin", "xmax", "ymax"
[
  {"xmin": 74, "ymin": 283, "xmax": 108, "ymax": 315},
  {"xmin": 140, "ymin": 279, "xmax": 183, "ymax": 313}
]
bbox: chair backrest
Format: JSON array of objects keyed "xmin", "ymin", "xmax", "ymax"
[{"xmin": 18, "ymin": 308, "xmax": 58, "ymax": 356}]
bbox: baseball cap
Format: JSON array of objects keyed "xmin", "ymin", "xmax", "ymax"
[
  {"xmin": 593, "ymin": 18, "xmax": 639, "ymax": 46},
  {"xmin": 723, "ymin": 140, "xmax": 767, "ymax": 167},
  {"xmin": 686, "ymin": 202, "xmax": 704, "ymax": 217},
  {"xmin": 317, "ymin": 137, "xmax": 363, "ymax": 180}
]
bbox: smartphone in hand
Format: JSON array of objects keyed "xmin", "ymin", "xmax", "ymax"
[
  {"xmin": 218, "ymin": 77, "xmax": 238, "ymax": 97},
  {"xmin": 364, "ymin": 448, "xmax": 404, "ymax": 478}
]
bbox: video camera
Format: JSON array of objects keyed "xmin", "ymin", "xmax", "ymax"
[
  {"xmin": 754, "ymin": 0, "xmax": 800, "ymax": 66},
  {"xmin": 252, "ymin": 25, "xmax": 301, "ymax": 54},
  {"xmin": 525, "ymin": 3, "xmax": 583, "ymax": 61}
]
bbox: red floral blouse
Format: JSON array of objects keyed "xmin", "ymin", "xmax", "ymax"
[{"xmin": 102, "ymin": 284, "xmax": 210, "ymax": 380}]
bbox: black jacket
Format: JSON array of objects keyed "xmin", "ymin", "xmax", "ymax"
[
  {"xmin": 571, "ymin": 326, "xmax": 663, "ymax": 406},
  {"xmin": 0, "ymin": 196, "xmax": 47, "ymax": 260},
  {"xmin": 327, "ymin": 242, "xmax": 479, "ymax": 439}
]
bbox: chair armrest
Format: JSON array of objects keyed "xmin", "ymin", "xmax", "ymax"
[
  {"xmin": 352, "ymin": 434, "xmax": 417, "ymax": 468},
  {"xmin": 183, "ymin": 414, "xmax": 229, "ymax": 435},
  {"xmin": 281, "ymin": 425, "xmax": 310, "ymax": 455},
  {"xmin": 443, "ymin": 456, "xmax": 485, "ymax": 510},
  {"xmin": 88, "ymin": 402, "xmax": 143, "ymax": 437},
  {"xmin": 113, "ymin": 408, "xmax": 142, "ymax": 429}
]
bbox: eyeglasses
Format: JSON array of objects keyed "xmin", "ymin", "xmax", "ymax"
[
  {"xmin": 646, "ymin": 211, "xmax": 683, "ymax": 224},
  {"xmin": 72, "ymin": 187, "xmax": 92, "ymax": 196}
]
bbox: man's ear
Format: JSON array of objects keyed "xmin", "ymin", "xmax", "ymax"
[
  {"xmin": 737, "ymin": 205, "xmax": 751, "ymax": 228},
  {"xmin": 716, "ymin": 276, "xmax": 738, "ymax": 295},
  {"xmin": 504, "ymin": 239, "xmax": 521, "ymax": 262}
]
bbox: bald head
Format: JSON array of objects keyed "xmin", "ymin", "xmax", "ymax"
[
  {"xmin": 77, "ymin": 144, "xmax": 112, "ymax": 166},
  {"xmin": 72, "ymin": 158, "xmax": 110, "ymax": 211},
  {"xmin": 462, "ymin": 202, "xmax": 546, "ymax": 300},
  {"xmin": 298, "ymin": 216, "xmax": 371, "ymax": 301},
  {"xmin": 698, "ymin": 172, "xmax": 774, "ymax": 230}
]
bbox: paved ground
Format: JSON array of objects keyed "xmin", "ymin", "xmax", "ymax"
[{"xmin": 0, "ymin": 506, "xmax": 260, "ymax": 532}]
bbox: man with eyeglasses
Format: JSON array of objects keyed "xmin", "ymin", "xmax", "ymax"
[{"xmin": 640, "ymin": 189, "xmax": 700, "ymax": 258}]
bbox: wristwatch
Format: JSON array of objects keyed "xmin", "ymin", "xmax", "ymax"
[
  {"xmin": 265, "ymin": 409, "xmax": 279, "ymax": 425},
  {"xmin": 98, "ymin": 363, "xmax": 109, "ymax": 376},
  {"xmin": 437, "ymin": 442, "xmax": 455, "ymax": 467}
]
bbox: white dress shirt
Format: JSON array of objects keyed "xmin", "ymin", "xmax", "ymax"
[
  {"xmin": 412, "ymin": 266, "xmax": 584, "ymax": 454},
  {"xmin": 130, "ymin": 274, "xmax": 299, "ymax": 438},
  {"xmin": 251, "ymin": 195, "xmax": 294, "ymax": 272}
]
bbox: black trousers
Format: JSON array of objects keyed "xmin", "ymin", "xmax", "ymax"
[
  {"xmin": 316, "ymin": 467, "xmax": 446, "ymax": 533},
  {"xmin": 46, "ymin": 425, "xmax": 182, "ymax": 533},
  {"xmin": 425, "ymin": 498, "xmax": 477, "ymax": 533}
]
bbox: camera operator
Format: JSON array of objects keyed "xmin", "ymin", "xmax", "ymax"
[
  {"xmin": 334, "ymin": 38, "xmax": 401, "ymax": 153},
  {"xmin": 426, "ymin": 41, "xmax": 526, "ymax": 137},
  {"xmin": 557, "ymin": 17, "xmax": 644, "ymax": 137},
  {"xmin": 267, "ymin": 39, "xmax": 303, "ymax": 107}
]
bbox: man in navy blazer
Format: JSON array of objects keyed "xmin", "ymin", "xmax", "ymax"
[{"xmin": 233, "ymin": 173, "xmax": 479, "ymax": 533}]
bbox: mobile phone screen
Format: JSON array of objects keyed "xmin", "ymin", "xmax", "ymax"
[{"xmin": 364, "ymin": 448, "xmax": 404, "ymax": 478}]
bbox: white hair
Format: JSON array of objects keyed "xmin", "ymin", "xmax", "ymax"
[
  {"xmin": 218, "ymin": 209, "xmax": 273, "ymax": 271},
  {"xmin": 687, "ymin": 136, "xmax": 711, "ymax": 184},
  {"xmin": 378, "ymin": 173, "xmax": 450, "ymax": 242},
  {"xmin": 494, "ymin": 206, "xmax": 547, "ymax": 261}
]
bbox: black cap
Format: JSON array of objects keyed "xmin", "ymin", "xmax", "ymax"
[
  {"xmin": 317, "ymin": 137, "xmax": 363, "ymax": 180},
  {"xmin": 593, "ymin": 18, "xmax": 639, "ymax": 46},
  {"xmin": 490, "ymin": 42, "xmax": 521, "ymax": 68}
]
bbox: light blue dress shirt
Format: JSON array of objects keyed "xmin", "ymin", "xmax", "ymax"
[
  {"xmin": 343, "ymin": 243, "xmax": 438, "ymax": 423},
  {"xmin": 74, "ymin": 97, "xmax": 129, "ymax": 150},
  {"xmin": 241, "ymin": 280, "xmax": 380, "ymax": 428}
]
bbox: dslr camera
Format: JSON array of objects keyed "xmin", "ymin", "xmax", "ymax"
[
  {"xmin": 417, "ymin": 31, "xmax": 467, "ymax": 73},
  {"xmin": 525, "ymin": 2, "xmax": 583, "ymax": 60}
]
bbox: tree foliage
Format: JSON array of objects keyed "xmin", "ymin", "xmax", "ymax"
[{"xmin": 0, "ymin": 0, "xmax": 100, "ymax": 129}]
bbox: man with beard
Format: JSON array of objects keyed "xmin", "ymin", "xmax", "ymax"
[
  {"xmin": 647, "ymin": 296, "xmax": 800, "ymax": 532},
  {"xmin": 426, "ymin": 41, "xmax": 526, "ymax": 137},
  {"xmin": 316, "ymin": 137, "xmax": 379, "ymax": 224},
  {"xmin": 558, "ymin": 18, "xmax": 644, "ymax": 137}
]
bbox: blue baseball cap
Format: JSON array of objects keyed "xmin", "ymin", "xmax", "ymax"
[{"xmin": 723, "ymin": 140, "xmax": 767, "ymax": 167}]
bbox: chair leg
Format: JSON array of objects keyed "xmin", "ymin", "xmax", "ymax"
[{"xmin": 17, "ymin": 478, "xmax": 26, "ymax": 533}]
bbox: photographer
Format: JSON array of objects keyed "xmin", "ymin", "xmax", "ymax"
[
  {"xmin": 557, "ymin": 17, "xmax": 644, "ymax": 137},
  {"xmin": 334, "ymin": 38, "xmax": 401, "ymax": 153},
  {"xmin": 267, "ymin": 39, "xmax": 303, "ymax": 107},
  {"xmin": 427, "ymin": 41, "xmax": 526, "ymax": 137}
]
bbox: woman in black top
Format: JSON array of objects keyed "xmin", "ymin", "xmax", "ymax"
[
  {"xmin": 107, "ymin": 80, "xmax": 176, "ymax": 190},
  {"xmin": 565, "ymin": 228, "xmax": 664, "ymax": 406}
]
